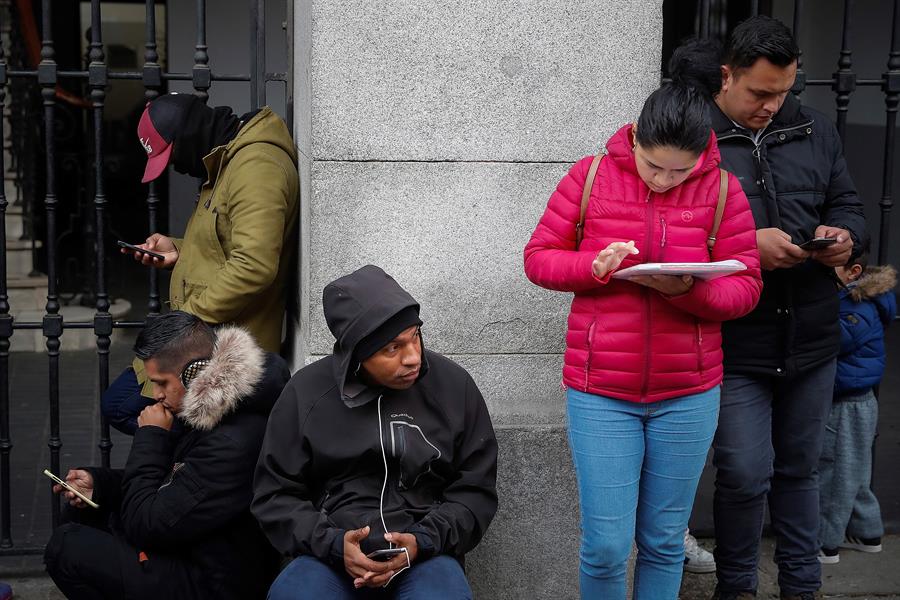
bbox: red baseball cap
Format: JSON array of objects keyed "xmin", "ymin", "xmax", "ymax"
[{"xmin": 137, "ymin": 93, "xmax": 193, "ymax": 183}]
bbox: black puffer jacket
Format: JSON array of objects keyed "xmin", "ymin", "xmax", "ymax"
[
  {"xmin": 252, "ymin": 265, "xmax": 498, "ymax": 566},
  {"xmin": 89, "ymin": 328, "xmax": 290, "ymax": 600},
  {"xmin": 713, "ymin": 95, "xmax": 866, "ymax": 376}
]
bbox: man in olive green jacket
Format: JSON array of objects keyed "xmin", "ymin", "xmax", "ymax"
[{"xmin": 107, "ymin": 93, "xmax": 299, "ymax": 432}]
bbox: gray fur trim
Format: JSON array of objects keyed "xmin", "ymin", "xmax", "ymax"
[
  {"xmin": 850, "ymin": 265, "xmax": 897, "ymax": 302},
  {"xmin": 179, "ymin": 326, "xmax": 264, "ymax": 431}
]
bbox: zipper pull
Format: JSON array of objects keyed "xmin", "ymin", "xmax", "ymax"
[{"xmin": 660, "ymin": 216, "xmax": 667, "ymax": 248}]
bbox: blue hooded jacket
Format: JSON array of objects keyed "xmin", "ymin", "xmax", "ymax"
[{"xmin": 835, "ymin": 265, "xmax": 897, "ymax": 395}]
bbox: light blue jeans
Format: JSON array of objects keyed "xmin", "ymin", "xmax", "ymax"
[{"xmin": 567, "ymin": 387, "xmax": 720, "ymax": 600}]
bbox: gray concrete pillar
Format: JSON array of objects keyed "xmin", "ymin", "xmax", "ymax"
[{"xmin": 292, "ymin": 2, "xmax": 664, "ymax": 597}]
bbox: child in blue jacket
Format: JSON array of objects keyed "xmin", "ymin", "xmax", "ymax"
[{"xmin": 818, "ymin": 247, "xmax": 896, "ymax": 564}]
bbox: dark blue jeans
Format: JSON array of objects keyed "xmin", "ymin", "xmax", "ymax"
[
  {"xmin": 712, "ymin": 359, "xmax": 836, "ymax": 595},
  {"xmin": 267, "ymin": 555, "xmax": 472, "ymax": 600}
]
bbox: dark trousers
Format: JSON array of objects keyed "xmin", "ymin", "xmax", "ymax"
[
  {"xmin": 712, "ymin": 359, "xmax": 836, "ymax": 595},
  {"xmin": 44, "ymin": 515, "xmax": 195, "ymax": 600}
]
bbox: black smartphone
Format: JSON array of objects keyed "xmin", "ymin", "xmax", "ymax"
[
  {"xmin": 798, "ymin": 237, "xmax": 837, "ymax": 251},
  {"xmin": 366, "ymin": 548, "xmax": 406, "ymax": 562},
  {"xmin": 117, "ymin": 240, "xmax": 165, "ymax": 261}
]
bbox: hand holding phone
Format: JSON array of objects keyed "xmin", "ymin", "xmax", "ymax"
[
  {"xmin": 118, "ymin": 240, "xmax": 165, "ymax": 262},
  {"xmin": 43, "ymin": 469, "xmax": 99, "ymax": 509},
  {"xmin": 798, "ymin": 237, "xmax": 837, "ymax": 251},
  {"xmin": 366, "ymin": 548, "xmax": 407, "ymax": 562}
]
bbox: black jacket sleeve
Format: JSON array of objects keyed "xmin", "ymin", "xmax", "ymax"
[
  {"xmin": 822, "ymin": 122, "xmax": 866, "ymax": 244},
  {"xmin": 408, "ymin": 374, "xmax": 498, "ymax": 558},
  {"xmin": 251, "ymin": 385, "xmax": 345, "ymax": 565},
  {"xmin": 119, "ymin": 425, "xmax": 257, "ymax": 550},
  {"xmin": 82, "ymin": 466, "xmax": 123, "ymax": 516}
]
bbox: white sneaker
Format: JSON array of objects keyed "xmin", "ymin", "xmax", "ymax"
[{"xmin": 684, "ymin": 530, "xmax": 716, "ymax": 574}]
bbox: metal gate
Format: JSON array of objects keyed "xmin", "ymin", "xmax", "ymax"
[{"xmin": 0, "ymin": 0, "xmax": 288, "ymax": 555}]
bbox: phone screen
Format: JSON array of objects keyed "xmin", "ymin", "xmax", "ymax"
[{"xmin": 43, "ymin": 469, "xmax": 100, "ymax": 509}]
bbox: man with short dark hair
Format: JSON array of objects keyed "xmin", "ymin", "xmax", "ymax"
[
  {"xmin": 44, "ymin": 311, "xmax": 290, "ymax": 599},
  {"xmin": 703, "ymin": 16, "xmax": 866, "ymax": 600},
  {"xmin": 252, "ymin": 265, "xmax": 498, "ymax": 599}
]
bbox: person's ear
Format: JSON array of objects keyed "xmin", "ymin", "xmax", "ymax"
[
  {"xmin": 720, "ymin": 65, "xmax": 731, "ymax": 93},
  {"xmin": 850, "ymin": 264, "xmax": 864, "ymax": 281}
]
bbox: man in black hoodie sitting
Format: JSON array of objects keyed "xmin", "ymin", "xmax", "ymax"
[
  {"xmin": 44, "ymin": 311, "xmax": 290, "ymax": 600},
  {"xmin": 253, "ymin": 265, "xmax": 498, "ymax": 599}
]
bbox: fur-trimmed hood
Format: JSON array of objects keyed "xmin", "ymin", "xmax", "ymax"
[
  {"xmin": 180, "ymin": 326, "xmax": 280, "ymax": 431},
  {"xmin": 849, "ymin": 265, "xmax": 897, "ymax": 302}
]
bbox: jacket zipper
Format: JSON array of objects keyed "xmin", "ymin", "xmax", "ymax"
[
  {"xmin": 660, "ymin": 216, "xmax": 667, "ymax": 249},
  {"xmin": 584, "ymin": 319, "xmax": 597, "ymax": 391},
  {"xmin": 640, "ymin": 189, "xmax": 654, "ymax": 401},
  {"xmin": 695, "ymin": 320, "xmax": 704, "ymax": 374}
]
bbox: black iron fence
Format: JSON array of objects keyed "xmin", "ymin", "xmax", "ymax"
[{"xmin": 0, "ymin": 0, "xmax": 286, "ymax": 555}]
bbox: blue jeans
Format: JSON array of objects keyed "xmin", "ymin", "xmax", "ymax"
[
  {"xmin": 818, "ymin": 389, "xmax": 883, "ymax": 548},
  {"xmin": 566, "ymin": 387, "xmax": 720, "ymax": 600},
  {"xmin": 712, "ymin": 359, "xmax": 836, "ymax": 596},
  {"xmin": 267, "ymin": 555, "xmax": 472, "ymax": 600}
]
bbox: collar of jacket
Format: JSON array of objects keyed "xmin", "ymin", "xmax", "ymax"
[
  {"xmin": 712, "ymin": 94, "xmax": 811, "ymax": 144},
  {"xmin": 199, "ymin": 108, "xmax": 273, "ymax": 188},
  {"xmin": 179, "ymin": 326, "xmax": 265, "ymax": 431}
]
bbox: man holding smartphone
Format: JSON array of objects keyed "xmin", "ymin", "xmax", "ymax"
[
  {"xmin": 252, "ymin": 266, "xmax": 498, "ymax": 598},
  {"xmin": 44, "ymin": 312, "xmax": 290, "ymax": 600},
  {"xmin": 673, "ymin": 18, "xmax": 866, "ymax": 600}
]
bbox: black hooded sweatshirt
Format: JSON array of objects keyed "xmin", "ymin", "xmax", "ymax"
[{"xmin": 252, "ymin": 265, "xmax": 498, "ymax": 566}]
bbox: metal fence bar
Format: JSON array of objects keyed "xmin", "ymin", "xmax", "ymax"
[
  {"xmin": 879, "ymin": 0, "xmax": 900, "ymax": 265},
  {"xmin": 833, "ymin": 0, "xmax": 856, "ymax": 141},
  {"xmin": 89, "ymin": 0, "xmax": 112, "ymax": 468},
  {"xmin": 699, "ymin": 0, "xmax": 711, "ymax": 39},
  {"xmin": 251, "ymin": 0, "xmax": 266, "ymax": 108},
  {"xmin": 144, "ymin": 0, "xmax": 161, "ymax": 315},
  {"xmin": 792, "ymin": 0, "xmax": 807, "ymax": 94},
  {"xmin": 38, "ymin": 0, "xmax": 63, "ymax": 528},
  {"xmin": 194, "ymin": 0, "xmax": 210, "ymax": 101},
  {"xmin": 0, "ymin": 24, "xmax": 13, "ymax": 550}
]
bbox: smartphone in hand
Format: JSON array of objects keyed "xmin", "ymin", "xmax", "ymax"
[
  {"xmin": 43, "ymin": 469, "xmax": 99, "ymax": 509},
  {"xmin": 798, "ymin": 237, "xmax": 837, "ymax": 251},
  {"xmin": 366, "ymin": 548, "xmax": 406, "ymax": 562},
  {"xmin": 117, "ymin": 240, "xmax": 165, "ymax": 262}
]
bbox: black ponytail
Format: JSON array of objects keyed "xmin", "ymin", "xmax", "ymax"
[{"xmin": 635, "ymin": 38, "xmax": 723, "ymax": 155}]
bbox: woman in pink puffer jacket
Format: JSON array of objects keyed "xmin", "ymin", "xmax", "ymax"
[{"xmin": 524, "ymin": 66, "xmax": 761, "ymax": 599}]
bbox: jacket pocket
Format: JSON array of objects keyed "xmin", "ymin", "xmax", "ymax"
[{"xmin": 182, "ymin": 279, "xmax": 209, "ymax": 305}]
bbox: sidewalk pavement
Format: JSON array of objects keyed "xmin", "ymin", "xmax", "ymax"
[{"xmin": 1, "ymin": 535, "xmax": 899, "ymax": 599}]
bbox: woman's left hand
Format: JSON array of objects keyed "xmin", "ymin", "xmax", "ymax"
[{"xmin": 630, "ymin": 275, "xmax": 694, "ymax": 296}]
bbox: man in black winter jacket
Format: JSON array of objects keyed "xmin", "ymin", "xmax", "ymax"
[
  {"xmin": 44, "ymin": 311, "xmax": 289, "ymax": 600},
  {"xmin": 702, "ymin": 17, "xmax": 867, "ymax": 600},
  {"xmin": 253, "ymin": 265, "xmax": 498, "ymax": 599}
]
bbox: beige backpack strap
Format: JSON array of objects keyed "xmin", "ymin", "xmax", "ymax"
[
  {"xmin": 707, "ymin": 168, "xmax": 728, "ymax": 257},
  {"xmin": 575, "ymin": 151, "xmax": 605, "ymax": 250}
]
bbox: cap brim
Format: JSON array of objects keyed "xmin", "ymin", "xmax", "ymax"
[{"xmin": 141, "ymin": 143, "xmax": 173, "ymax": 183}]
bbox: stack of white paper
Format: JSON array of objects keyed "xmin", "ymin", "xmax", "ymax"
[{"xmin": 612, "ymin": 259, "xmax": 747, "ymax": 281}]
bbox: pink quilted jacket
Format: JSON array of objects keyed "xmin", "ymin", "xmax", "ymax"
[{"xmin": 524, "ymin": 124, "xmax": 762, "ymax": 403}]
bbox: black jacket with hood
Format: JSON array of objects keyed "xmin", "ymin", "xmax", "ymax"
[
  {"xmin": 252, "ymin": 265, "xmax": 498, "ymax": 566},
  {"xmin": 712, "ymin": 94, "xmax": 866, "ymax": 377},
  {"xmin": 88, "ymin": 327, "xmax": 290, "ymax": 600}
]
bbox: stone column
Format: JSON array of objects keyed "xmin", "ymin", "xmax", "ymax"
[{"xmin": 292, "ymin": 2, "xmax": 663, "ymax": 596}]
